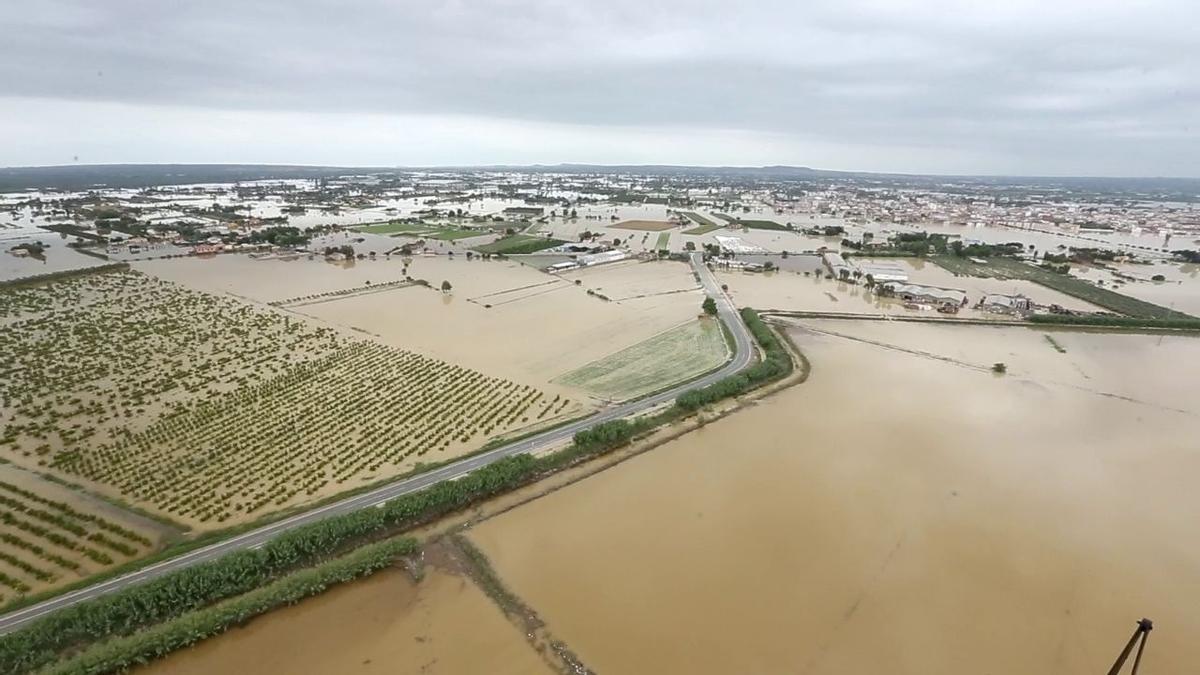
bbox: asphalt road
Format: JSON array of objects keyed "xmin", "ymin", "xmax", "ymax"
[{"xmin": 0, "ymin": 253, "xmax": 753, "ymax": 635}]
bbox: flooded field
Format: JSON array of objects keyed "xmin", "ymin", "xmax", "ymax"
[
  {"xmin": 1072, "ymin": 261, "xmax": 1200, "ymax": 316},
  {"xmin": 142, "ymin": 567, "xmax": 551, "ymax": 675},
  {"xmin": 719, "ymin": 256, "xmax": 1103, "ymax": 317},
  {"xmin": 0, "ymin": 234, "xmax": 109, "ymax": 282},
  {"xmin": 470, "ymin": 321, "xmax": 1200, "ymax": 674},
  {"xmin": 297, "ymin": 259, "xmax": 704, "ymax": 392},
  {"xmin": 138, "ymin": 253, "xmax": 705, "ymax": 393},
  {"xmin": 0, "ymin": 465, "xmax": 166, "ymax": 600}
]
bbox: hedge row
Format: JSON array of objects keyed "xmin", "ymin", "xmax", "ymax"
[
  {"xmin": 47, "ymin": 538, "xmax": 416, "ymax": 675},
  {"xmin": 7, "ymin": 308, "xmax": 795, "ymax": 675},
  {"xmin": 675, "ymin": 308, "xmax": 792, "ymax": 411},
  {"xmin": 1028, "ymin": 314, "xmax": 1200, "ymax": 330},
  {"xmin": 0, "ymin": 453, "xmax": 542, "ymax": 675}
]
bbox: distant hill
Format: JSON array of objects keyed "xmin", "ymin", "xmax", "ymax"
[
  {"xmin": 1, "ymin": 163, "xmax": 1197, "ymax": 198},
  {"xmin": 0, "ymin": 164, "xmax": 359, "ymax": 192}
]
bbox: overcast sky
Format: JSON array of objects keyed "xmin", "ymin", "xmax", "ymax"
[{"xmin": 2, "ymin": 0, "xmax": 1197, "ymax": 176}]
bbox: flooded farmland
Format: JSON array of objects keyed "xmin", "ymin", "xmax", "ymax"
[
  {"xmin": 143, "ymin": 567, "xmax": 552, "ymax": 675},
  {"xmin": 469, "ymin": 322, "xmax": 1200, "ymax": 674}
]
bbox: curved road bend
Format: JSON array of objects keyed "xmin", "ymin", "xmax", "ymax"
[{"xmin": 0, "ymin": 253, "xmax": 753, "ymax": 634}]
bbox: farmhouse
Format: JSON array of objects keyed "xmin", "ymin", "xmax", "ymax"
[
  {"xmin": 578, "ymin": 249, "xmax": 627, "ymax": 266},
  {"xmin": 881, "ymin": 282, "xmax": 968, "ymax": 308},
  {"xmin": 547, "ymin": 261, "xmax": 581, "ymax": 273},
  {"xmin": 821, "ymin": 251, "xmax": 855, "ymax": 279},
  {"xmin": 979, "ymin": 293, "xmax": 1033, "ymax": 315},
  {"xmin": 856, "ymin": 262, "xmax": 908, "ymax": 283}
]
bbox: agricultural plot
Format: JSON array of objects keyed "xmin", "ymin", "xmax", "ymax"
[
  {"xmin": 1, "ymin": 271, "xmax": 573, "ymax": 527},
  {"xmin": 0, "ymin": 470, "xmax": 158, "ymax": 601},
  {"xmin": 553, "ymin": 319, "xmax": 729, "ymax": 401},
  {"xmin": 472, "ymin": 235, "xmax": 565, "ymax": 255},
  {"xmin": 425, "ymin": 229, "xmax": 489, "ymax": 241},
  {"xmin": 680, "ymin": 211, "xmax": 718, "ymax": 230},
  {"xmin": 353, "ymin": 222, "xmax": 432, "ymax": 235},
  {"xmin": 611, "ymin": 220, "xmax": 676, "ymax": 231},
  {"xmin": 932, "ymin": 256, "xmax": 1190, "ymax": 319},
  {"xmin": 681, "ymin": 211, "xmax": 722, "ymax": 235},
  {"xmin": 735, "ymin": 219, "xmax": 790, "ymax": 231}
]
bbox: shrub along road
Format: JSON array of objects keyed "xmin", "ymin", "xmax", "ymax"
[{"xmin": 0, "ymin": 252, "xmax": 753, "ymax": 635}]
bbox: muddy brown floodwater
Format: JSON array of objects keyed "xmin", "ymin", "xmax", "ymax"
[
  {"xmin": 141, "ymin": 567, "xmax": 552, "ymax": 675},
  {"xmin": 470, "ymin": 322, "xmax": 1200, "ymax": 674}
]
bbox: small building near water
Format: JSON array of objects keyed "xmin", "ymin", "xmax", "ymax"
[
  {"xmin": 880, "ymin": 282, "xmax": 968, "ymax": 309},
  {"xmin": 979, "ymin": 293, "xmax": 1033, "ymax": 316}
]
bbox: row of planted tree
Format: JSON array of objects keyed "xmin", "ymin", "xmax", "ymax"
[
  {"xmin": 0, "ymin": 480, "xmax": 154, "ymax": 604},
  {"xmin": 3, "ymin": 270, "xmax": 573, "ymax": 525},
  {"xmin": 0, "ymin": 309, "xmax": 792, "ymax": 675}
]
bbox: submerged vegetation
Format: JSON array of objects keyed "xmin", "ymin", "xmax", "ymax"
[
  {"xmin": 1, "ymin": 307, "xmax": 796, "ymax": 674},
  {"xmin": 932, "ymin": 255, "xmax": 1190, "ymax": 320},
  {"xmin": 1, "ymin": 271, "xmax": 572, "ymax": 525}
]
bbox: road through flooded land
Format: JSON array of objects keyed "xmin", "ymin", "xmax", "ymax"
[
  {"xmin": 130, "ymin": 319, "xmax": 1200, "ymax": 674},
  {"xmin": 470, "ymin": 321, "xmax": 1200, "ymax": 674}
]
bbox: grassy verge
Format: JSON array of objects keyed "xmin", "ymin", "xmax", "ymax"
[
  {"xmin": 45, "ymin": 538, "xmax": 416, "ymax": 675},
  {"xmin": 655, "ymin": 232, "xmax": 671, "ymax": 250},
  {"xmin": 675, "ymin": 309, "xmax": 792, "ymax": 411},
  {"xmin": 931, "ymin": 255, "xmax": 1190, "ymax": 320}
]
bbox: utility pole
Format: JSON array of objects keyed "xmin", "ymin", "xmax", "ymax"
[{"xmin": 1107, "ymin": 618, "xmax": 1153, "ymax": 675}]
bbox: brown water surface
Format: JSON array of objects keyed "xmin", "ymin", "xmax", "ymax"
[
  {"xmin": 470, "ymin": 322, "xmax": 1200, "ymax": 674},
  {"xmin": 142, "ymin": 568, "xmax": 551, "ymax": 675}
]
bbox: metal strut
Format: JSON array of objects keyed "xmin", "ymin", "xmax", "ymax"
[{"xmin": 1106, "ymin": 618, "xmax": 1153, "ymax": 675}]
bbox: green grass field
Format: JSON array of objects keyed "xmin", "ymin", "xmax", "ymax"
[
  {"xmin": 353, "ymin": 221, "xmax": 432, "ymax": 235},
  {"xmin": 737, "ymin": 219, "xmax": 790, "ymax": 231},
  {"xmin": 554, "ymin": 319, "xmax": 729, "ymax": 401},
  {"xmin": 426, "ymin": 229, "xmax": 486, "ymax": 241},
  {"xmin": 713, "ymin": 213, "xmax": 738, "ymax": 223},
  {"xmin": 472, "ymin": 235, "xmax": 566, "ymax": 255},
  {"xmin": 681, "ymin": 212, "xmax": 721, "ymax": 235},
  {"xmin": 932, "ymin": 255, "xmax": 1191, "ymax": 319},
  {"xmin": 655, "ymin": 232, "xmax": 671, "ymax": 250}
]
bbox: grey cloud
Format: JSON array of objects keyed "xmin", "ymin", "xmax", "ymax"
[{"xmin": 1, "ymin": 0, "xmax": 1197, "ymax": 174}]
